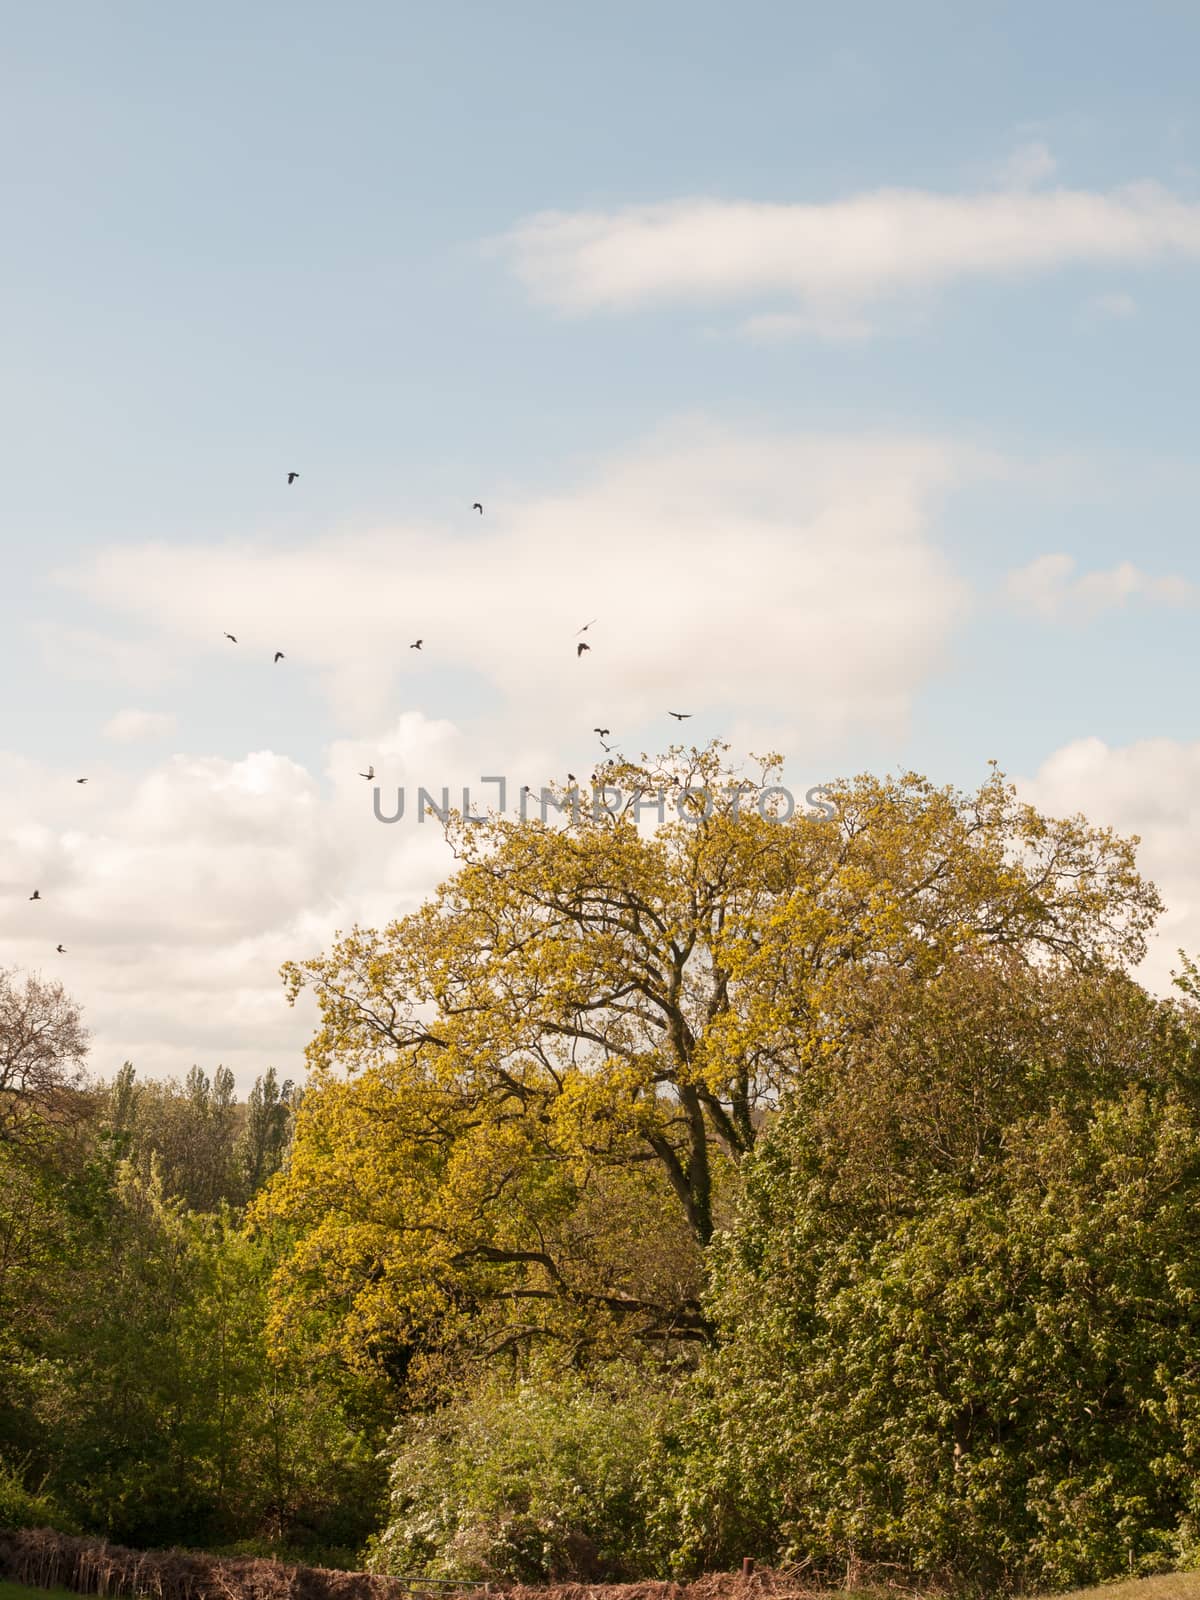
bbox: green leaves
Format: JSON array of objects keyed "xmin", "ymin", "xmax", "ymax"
[
  {"xmin": 680, "ymin": 956, "xmax": 1200, "ymax": 1590},
  {"xmin": 367, "ymin": 1362, "xmax": 688, "ymax": 1583}
]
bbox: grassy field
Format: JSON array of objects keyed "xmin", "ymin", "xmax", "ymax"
[
  {"xmin": 1044, "ymin": 1577, "xmax": 1200, "ymax": 1600},
  {"xmin": 0, "ymin": 1583, "xmax": 84, "ymax": 1600}
]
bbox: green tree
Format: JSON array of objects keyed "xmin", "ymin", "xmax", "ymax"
[
  {"xmin": 675, "ymin": 954, "xmax": 1200, "ymax": 1591},
  {"xmin": 264, "ymin": 748, "xmax": 1159, "ymax": 1379},
  {"xmin": 236, "ymin": 1068, "xmax": 297, "ymax": 1197}
]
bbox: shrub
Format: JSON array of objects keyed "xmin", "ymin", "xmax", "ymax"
[
  {"xmin": 678, "ymin": 1085, "xmax": 1200, "ymax": 1591},
  {"xmin": 0, "ymin": 1458, "xmax": 77, "ymax": 1533},
  {"xmin": 366, "ymin": 1362, "xmax": 687, "ymax": 1582}
]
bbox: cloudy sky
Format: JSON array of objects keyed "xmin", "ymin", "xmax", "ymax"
[{"xmin": 4, "ymin": 1, "xmax": 1200, "ymax": 1087}]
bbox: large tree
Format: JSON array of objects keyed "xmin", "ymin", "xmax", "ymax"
[{"xmin": 262, "ymin": 745, "xmax": 1160, "ymax": 1376}]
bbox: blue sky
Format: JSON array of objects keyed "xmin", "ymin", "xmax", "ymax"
[{"xmin": 4, "ymin": 1, "xmax": 1200, "ymax": 1082}]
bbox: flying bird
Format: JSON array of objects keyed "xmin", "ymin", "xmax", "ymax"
[
  {"xmin": 76, "ymin": 778, "xmax": 88, "ymax": 784},
  {"xmin": 274, "ymin": 651, "xmax": 285, "ymax": 663},
  {"xmin": 668, "ymin": 711, "xmax": 692, "ymax": 720},
  {"xmin": 360, "ymin": 766, "xmax": 375, "ymax": 781},
  {"xmin": 410, "ymin": 639, "xmax": 423, "ymax": 650},
  {"xmin": 224, "ymin": 632, "xmax": 237, "ymax": 643},
  {"xmin": 55, "ymin": 944, "xmax": 66, "ymax": 954},
  {"xmin": 576, "ymin": 618, "xmax": 597, "ymax": 634},
  {"xmin": 593, "ymin": 727, "xmax": 610, "ymax": 738},
  {"xmin": 473, "ymin": 502, "xmax": 483, "ymax": 514},
  {"xmin": 29, "ymin": 890, "xmax": 40, "ymax": 901},
  {"xmin": 577, "ymin": 643, "xmax": 590, "ymax": 657},
  {"xmin": 287, "ymin": 472, "xmax": 299, "ymax": 485}
]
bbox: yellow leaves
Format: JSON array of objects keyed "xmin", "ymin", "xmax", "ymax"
[{"xmin": 265, "ymin": 742, "xmax": 1164, "ymax": 1381}]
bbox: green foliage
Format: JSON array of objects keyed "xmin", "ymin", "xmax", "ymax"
[
  {"xmin": 5, "ymin": 759, "xmax": 1198, "ymax": 1591},
  {"xmin": 0, "ymin": 1459, "xmax": 76, "ymax": 1534},
  {"xmin": 0, "ymin": 1063, "xmax": 384, "ymax": 1561},
  {"xmin": 34, "ymin": 1165, "xmax": 386, "ymax": 1551},
  {"xmin": 676, "ymin": 956, "xmax": 1200, "ymax": 1592},
  {"xmin": 236, "ymin": 1067, "xmax": 298, "ymax": 1196},
  {"xmin": 95, "ymin": 1063, "xmax": 299, "ymax": 1213},
  {"xmin": 366, "ymin": 1363, "xmax": 687, "ymax": 1582}
]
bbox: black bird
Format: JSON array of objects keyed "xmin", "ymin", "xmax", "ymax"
[
  {"xmin": 577, "ymin": 642, "xmax": 590, "ymax": 657},
  {"xmin": 473, "ymin": 502, "xmax": 483, "ymax": 514},
  {"xmin": 668, "ymin": 710, "xmax": 692, "ymax": 720},
  {"xmin": 76, "ymin": 778, "xmax": 87, "ymax": 784},
  {"xmin": 274, "ymin": 651, "xmax": 285, "ymax": 663},
  {"xmin": 29, "ymin": 890, "xmax": 40, "ymax": 901},
  {"xmin": 360, "ymin": 766, "xmax": 375, "ymax": 781},
  {"xmin": 55, "ymin": 944, "xmax": 66, "ymax": 954},
  {"xmin": 224, "ymin": 632, "xmax": 237, "ymax": 643},
  {"xmin": 567, "ymin": 772, "xmax": 576, "ymax": 783},
  {"xmin": 593, "ymin": 727, "xmax": 610, "ymax": 738},
  {"xmin": 410, "ymin": 639, "xmax": 423, "ymax": 650},
  {"xmin": 287, "ymin": 472, "xmax": 299, "ymax": 484},
  {"xmin": 576, "ymin": 618, "xmax": 597, "ymax": 634}
]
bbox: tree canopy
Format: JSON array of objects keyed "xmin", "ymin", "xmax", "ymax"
[{"xmin": 262, "ymin": 744, "xmax": 1161, "ymax": 1380}]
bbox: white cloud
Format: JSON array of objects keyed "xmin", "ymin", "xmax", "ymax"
[
  {"xmin": 995, "ymin": 141, "xmax": 1058, "ymax": 189},
  {"xmin": 5, "ymin": 421, "xmax": 996, "ymax": 1085},
  {"xmin": 0, "ymin": 715, "xmax": 523, "ymax": 1088},
  {"xmin": 1084, "ymin": 290, "xmax": 1138, "ymax": 320},
  {"xmin": 31, "ymin": 623, "xmax": 179, "ymax": 688},
  {"xmin": 8, "ymin": 721, "xmax": 1198, "ymax": 1092},
  {"xmin": 1006, "ymin": 553, "xmax": 1195, "ymax": 620},
  {"xmin": 741, "ymin": 308, "xmax": 875, "ymax": 344},
  {"xmin": 1017, "ymin": 736, "xmax": 1200, "ymax": 995},
  {"xmin": 57, "ymin": 422, "xmax": 981, "ymax": 748},
  {"xmin": 494, "ymin": 179, "xmax": 1200, "ymax": 337},
  {"xmin": 102, "ymin": 708, "xmax": 178, "ymax": 742}
]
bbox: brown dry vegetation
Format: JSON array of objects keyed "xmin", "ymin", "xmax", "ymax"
[
  {"xmin": 0, "ymin": 1532, "xmax": 433, "ymax": 1600},
  {"xmin": 0, "ymin": 1534, "xmax": 940, "ymax": 1600}
]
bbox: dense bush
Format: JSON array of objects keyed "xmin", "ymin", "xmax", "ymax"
[
  {"xmin": 673, "ymin": 959, "xmax": 1200, "ymax": 1591},
  {"xmin": 367, "ymin": 1363, "xmax": 688, "ymax": 1583},
  {"xmin": 0, "ymin": 1459, "xmax": 77, "ymax": 1534}
]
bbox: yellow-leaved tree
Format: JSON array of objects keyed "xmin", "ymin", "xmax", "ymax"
[{"xmin": 255, "ymin": 743, "xmax": 1160, "ymax": 1387}]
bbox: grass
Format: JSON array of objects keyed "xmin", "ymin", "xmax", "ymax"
[
  {"xmin": 1045, "ymin": 1576, "xmax": 1200, "ymax": 1600},
  {"xmin": 0, "ymin": 1583, "xmax": 83, "ymax": 1600}
]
